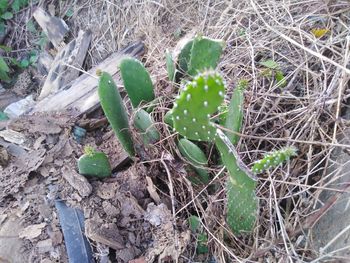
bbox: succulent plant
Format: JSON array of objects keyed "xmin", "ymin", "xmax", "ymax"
[
  {"xmin": 176, "ymin": 36, "xmax": 224, "ymax": 77},
  {"xmin": 177, "ymin": 39, "xmax": 194, "ymax": 74},
  {"xmin": 224, "ymin": 79, "xmax": 248, "ymax": 145},
  {"xmin": 172, "ymin": 71, "xmax": 225, "ymax": 142},
  {"xmin": 119, "ymin": 57, "xmax": 155, "ymax": 108},
  {"xmin": 215, "ymin": 133, "xmax": 257, "ymax": 233},
  {"xmin": 188, "ymin": 215, "xmax": 209, "ymax": 254},
  {"xmin": 252, "ymin": 146, "xmax": 297, "ymax": 174},
  {"xmin": 134, "ymin": 109, "xmax": 160, "ymax": 145},
  {"xmin": 166, "ymin": 50, "xmax": 176, "ymax": 82},
  {"xmin": 178, "ymin": 138, "xmax": 209, "ymax": 184},
  {"xmin": 187, "ymin": 36, "xmax": 224, "ymax": 76},
  {"xmin": 171, "ymin": 70, "xmax": 258, "ymax": 234},
  {"xmin": 98, "ymin": 71, "xmax": 135, "ymax": 156},
  {"xmin": 78, "ymin": 146, "xmax": 111, "ymax": 178}
]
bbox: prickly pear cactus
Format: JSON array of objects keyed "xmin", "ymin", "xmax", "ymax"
[
  {"xmin": 166, "ymin": 50, "xmax": 176, "ymax": 82},
  {"xmin": 215, "ymin": 132, "xmax": 258, "ymax": 233},
  {"xmin": 171, "ymin": 71, "xmax": 225, "ymax": 141},
  {"xmin": 98, "ymin": 71, "xmax": 135, "ymax": 156},
  {"xmin": 172, "ymin": 70, "xmax": 258, "ymax": 234},
  {"xmin": 187, "ymin": 36, "xmax": 224, "ymax": 76},
  {"xmin": 119, "ymin": 57, "xmax": 155, "ymax": 108},
  {"xmin": 178, "ymin": 39, "xmax": 194, "ymax": 73},
  {"xmin": 78, "ymin": 146, "xmax": 111, "ymax": 178},
  {"xmin": 252, "ymin": 146, "xmax": 297, "ymax": 174},
  {"xmin": 224, "ymin": 79, "xmax": 248, "ymax": 145}
]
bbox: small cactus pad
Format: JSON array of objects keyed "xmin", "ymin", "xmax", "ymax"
[
  {"xmin": 164, "ymin": 111, "xmax": 174, "ymax": 128},
  {"xmin": 188, "ymin": 36, "xmax": 224, "ymax": 76},
  {"xmin": 178, "ymin": 138, "xmax": 209, "ymax": 184},
  {"xmin": 78, "ymin": 147, "xmax": 111, "ymax": 178},
  {"xmin": 119, "ymin": 57, "xmax": 155, "ymax": 108},
  {"xmin": 178, "ymin": 39, "xmax": 194, "ymax": 73},
  {"xmin": 134, "ymin": 109, "xmax": 160, "ymax": 144},
  {"xmin": 98, "ymin": 72, "xmax": 135, "ymax": 156},
  {"xmin": 252, "ymin": 146, "xmax": 297, "ymax": 174},
  {"xmin": 172, "ymin": 71, "xmax": 225, "ymax": 142},
  {"xmin": 215, "ymin": 136, "xmax": 258, "ymax": 233},
  {"xmin": 224, "ymin": 79, "xmax": 248, "ymax": 145},
  {"xmin": 166, "ymin": 50, "xmax": 176, "ymax": 82}
]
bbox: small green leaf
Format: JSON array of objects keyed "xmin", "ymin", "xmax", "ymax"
[
  {"xmin": 275, "ymin": 70, "xmax": 287, "ymax": 87},
  {"xmin": 26, "ymin": 19, "xmax": 36, "ymax": 33},
  {"xmin": 11, "ymin": 0, "xmax": 28, "ymax": 12},
  {"xmin": 196, "ymin": 233, "xmax": 209, "ymax": 254},
  {"xmin": 0, "ymin": 111, "xmax": 8, "ymax": 120},
  {"xmin": 188, "ymin": 215, "xmax": 200, "ymax": 232},
  {"xmin": 20, "ymin": 58, "xmax": 29, "ymax": 68},
  {"xmin": 260, "ymin": 59, "xmax": 279, "ymax": 70},
  {"xmin": 37, "ymin": 33, "xmax": 48, "ymax": 50},
  {"xmin": 0, "ymin": 0, "xmax": 8, "ymax": 13},
  {"xmin": 0, "ymin": 56, "xmax": 10, "ymax": 72},
  {"xmin": 65, "ymin": 8, "xmax": 74, "ymax": 17},
  {"xmin": 0, "ymin": 69, "xmax": 10, "ymax": 82},
  {"xmin": 1, "ymin": 12, "xmax": 13, "ymax": 20},
  {"xmin": 0, "ymin": 44, "xmax": 11, "ymax": 52},
  {"xmin": 0, "ymin": 22, "xmax": 5, "ymax": 34}
]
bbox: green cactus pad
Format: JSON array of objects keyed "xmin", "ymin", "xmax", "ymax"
[
  {"xmin": 252, "ymin": 146, "xmax": 297, "ymax": 174},
  {"xmin": 119, "ymin": 57, "xmax": 155, "ymax": 108},
  {"xmin": 178, "ymin": 138, "xmax": 209, "ymax": 184},
  {"xmin": 134, "ymin": 109, "xmax": 160, "ymax": 144},
  {"xmin": 178, "ymin": 39, "xmax": 194, "ymax": 73},
  {"xmin": 98, "ymin": 72, "xmax": 135, "ymax": 156},
  {"xmin": 187, "ymin": 36, "xmax": 224, "ymax": 76},
  {"xmin": 166, "ymin": 50, "xmax": 176, "ymax": 82},
  {"xmin": 164, "ymin": 110, "xmax": 174, "ymax": 128},
  {"xmin": 224, "ymin": 79, "xmax": 248, "ymax": 145},
  {"xmin": 215, "ymin": 136, "xmax": 258, "ymax": 233},
  {"xmin": 172, "ymin": 71, "xmax": 225, "ymax": 142},
  {"xmin": 78, "ymin": 148, "xmax": 111, "ymax": 178}
]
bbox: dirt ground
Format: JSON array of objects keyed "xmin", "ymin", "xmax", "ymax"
[{"xmin": 1, "ymin": 0, "xmax": 350, "ymax": 262}]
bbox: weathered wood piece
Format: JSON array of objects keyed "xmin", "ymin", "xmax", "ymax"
[
  {"xmin": 33, "ymin": 7, "xmax": 69, "ymax": 49},
  {"xmin": 38, "ymin": 30, "xmax": 92, "ymax": 99},
  {"xmin": 30, "ymin": 42, "xmax": 145, "ymax": 117}
]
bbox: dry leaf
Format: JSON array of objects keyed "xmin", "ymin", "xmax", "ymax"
[
  {"xmin": 19, "ymin": 223, "xmax": 46, "ymax": 239},
  {"xmin": 311, "ymin": 28, "xmax": 329, "ymax": 38}
]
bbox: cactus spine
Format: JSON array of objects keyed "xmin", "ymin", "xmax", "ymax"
[
  {"xmin": 98, "ymin": 72, "xmax": 135, "ymax": 156},
  {"xmin": 119, "ymin": 57, "xmax": 155, "ymax": 108},
  {"xmin": 78, "ymin": 146, "xmax": 111, "ymax": 178}
]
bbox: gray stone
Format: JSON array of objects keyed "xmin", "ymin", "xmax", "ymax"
[{"xmin": 311, "ymin": 132, "xmax": 350, "ymax": 259}]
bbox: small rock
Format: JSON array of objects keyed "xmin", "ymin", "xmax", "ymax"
[
  {"xmin": 102, "ymin": 201, "xmax": 119, "ymax": 217},
  {"xmin": 37, "ymin": 239, "xmax": 53, "ymax": 254},
  {"xmin": 85, "ymin": 218, "xmax": 125, "ymax": 250},
  {"xmin": 50, "ymin": 230, "xmax": 63, "ymax": 247},
  {"xmin": 97, "ymin": 182, "xmax": 118, "ymax": 200}
]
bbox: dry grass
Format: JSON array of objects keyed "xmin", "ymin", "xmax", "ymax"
[{"xmin": 6, "ymin": 0, "xmax": 350, "ymax": 262}]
